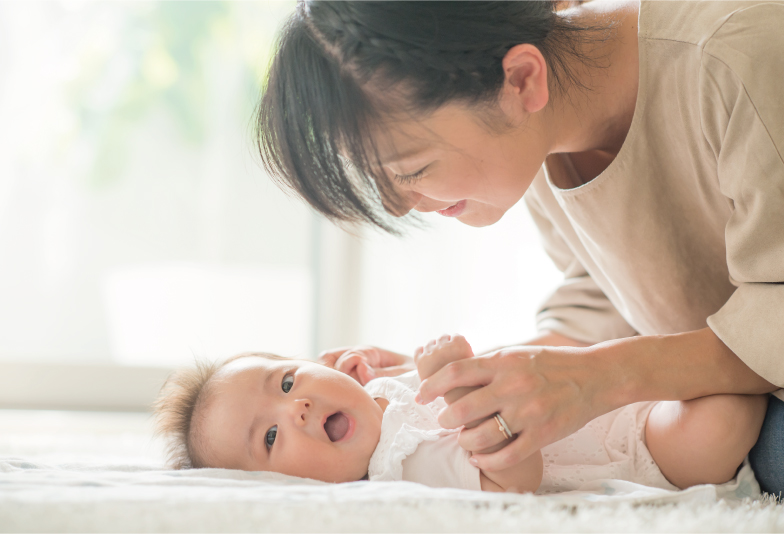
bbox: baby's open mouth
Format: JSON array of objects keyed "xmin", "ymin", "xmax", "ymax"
[{"xmin": 324, "ymin": 412, "xmax": 349, "ymax": 442}]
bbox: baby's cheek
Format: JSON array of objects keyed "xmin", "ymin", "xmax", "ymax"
[{"xmin": 281, "ymin": 444, "xmax": 367, "ymax": 484}]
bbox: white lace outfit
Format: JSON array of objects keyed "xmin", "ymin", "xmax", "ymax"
[
  {"xmin": 365, "ymin": 372, "xmax": 677, "ymax": 494},
  {"xmin": 365, "ymin": 371, "xmax": 481, "ymax": 491}
]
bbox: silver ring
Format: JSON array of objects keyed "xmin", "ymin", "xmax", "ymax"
[{"xmin": 494, "ymin": 413, "xmax": 513, "ymax": 440}]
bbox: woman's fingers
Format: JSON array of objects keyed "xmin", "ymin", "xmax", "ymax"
[
  {"xmin": 435, "ymin": 378, "xmax": 501, "ymax": 428},
  {"xmin": 417, "ymin": 356, "xmax": 492, "ymax": 405},
  {"xmin": 458, "ymin": 415, "xmax": 509, "ymax": 452},
  {"xmin": 469, "ymin": 432, "xmax": 541, "ymax": 472}
]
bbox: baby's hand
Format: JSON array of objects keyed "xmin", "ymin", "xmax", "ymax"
[
  {"xmin": 318, "ymin": 345, "xmax": 415, "ymax": 386},
  {"xmin": 414, "ymin": 334, "xmax": 477, "ymax": 406}
]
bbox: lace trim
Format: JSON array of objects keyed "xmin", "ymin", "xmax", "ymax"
[{"xmin": 365, "ymin": 372, "xmax": 458, "ymax": 482}]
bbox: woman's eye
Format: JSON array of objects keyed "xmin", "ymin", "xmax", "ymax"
[
  {"xmin": 395, "ymin": 169, "xmax": 425, "ymax": 185},
  {"xmin": 265, "ymin": 425, "xmax": 277, "ymax": 449},
  {"xmin": 281, "ymin": 375, "xmax": 294, "ymax": 393},
  {"xmin": 394, "ymin": 165, "xmax": 428, "ymax": 185}
]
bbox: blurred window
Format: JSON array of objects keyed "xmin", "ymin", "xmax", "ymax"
[
  {"xmin": 0, "ymin": 1, "xmax": 315, "ymax": 368},
  {"xmin": 0, "ymin": 1, "xmax": 561, "ymax": 411}
]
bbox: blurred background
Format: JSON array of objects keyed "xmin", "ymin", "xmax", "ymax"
[{"xmin": 0, "ymin": 0, "xmax": 560, "ymax": 412}]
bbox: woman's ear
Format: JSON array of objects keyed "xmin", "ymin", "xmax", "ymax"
[{"xmin": 500, "ymin": 44, "xmax": 549, "ymax": 114}]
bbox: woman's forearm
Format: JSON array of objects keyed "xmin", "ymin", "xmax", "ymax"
[
  {"xmin": 593, "ymin": 327, "xmax": 778, "ymax": 410},
  {"xmin": 478, "ymin": 330, "xmax": 591, "ymax": 356}
]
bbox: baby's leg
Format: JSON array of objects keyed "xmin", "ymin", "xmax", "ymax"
[
  {"xmin": 645, "ymin": 394, "xmax": 768, "ymax": 489},
  {"xmin": 414, "ymin": 335, "xmax": 494, "ymax": 433}
]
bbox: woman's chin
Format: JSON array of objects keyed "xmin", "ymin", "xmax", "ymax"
[{"xmin": 457, "ymin": 210, "xmax": 505, "ymax": 227}]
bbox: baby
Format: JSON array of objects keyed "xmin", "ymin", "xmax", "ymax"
[{"xmin": 154, "ymin": 335, "xmax": 767, "ymax": 493}]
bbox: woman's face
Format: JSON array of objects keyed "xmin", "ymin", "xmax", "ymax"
[{"xmin": 375, "ymin": 102, "xmax": 549, "ymax": 227}]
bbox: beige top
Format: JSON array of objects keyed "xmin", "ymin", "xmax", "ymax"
[{"xmin": 526, "ymin": 0, "xmax": 784, "ymax": 388}]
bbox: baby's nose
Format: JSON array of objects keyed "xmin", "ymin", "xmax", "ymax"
[{"xmin": 292, "ymin": 398, "xmax": 312, "ymax": 427}]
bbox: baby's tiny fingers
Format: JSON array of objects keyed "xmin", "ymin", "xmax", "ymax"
[
  {"xmin": 317, "ymin": 349, "xmax": 345, "ymax": 367},
  {"xmin": 334, "ymin": 352, "xmax": 364, "ymax": 375}
]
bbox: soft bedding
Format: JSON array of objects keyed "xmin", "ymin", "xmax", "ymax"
[{"xmin": 1, "ymin": 410, "xmax": 782, "ymax": 533}]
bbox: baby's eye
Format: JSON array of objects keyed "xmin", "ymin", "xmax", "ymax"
[
  {"xmin": 281, "ymin": 374, "xmax": 294, "ymax": 393},
  {"xmin": 265, "ymin": 425, "xmax": 277, "ymax": 449}
]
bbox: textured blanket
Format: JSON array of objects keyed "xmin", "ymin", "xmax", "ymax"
[{"xmin": 1, "ymin": 410, "xmax": 781, "ymax": 532}]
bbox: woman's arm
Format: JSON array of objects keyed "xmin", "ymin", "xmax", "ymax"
[
  {"xmin": 601, "ymin": 327, "xmax": 776, "ymax": 405},
  {"xmin": 478, "ymin": 330, "xmax": 591, "ymax": 355},
  {"xmin": 417, "ymin": 326, "xmax": 778, "ymax": 473}
]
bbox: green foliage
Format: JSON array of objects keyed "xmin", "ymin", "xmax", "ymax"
[{"xmin": 66, "ymin": 1, "xmax": 292, "ymax": 188}]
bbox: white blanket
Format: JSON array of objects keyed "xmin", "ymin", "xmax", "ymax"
[{"xmin": 0, "ymin": 410, "xmax": 781, "ymax": 533}]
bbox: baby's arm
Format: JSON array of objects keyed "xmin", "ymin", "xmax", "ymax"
[
  {"xmin": 415, "ymin": 335, "xmax": 543, "ymax": 493},
  {"xmin": 645, "ymin": 393, "xmax": 768, "ymax": 489}
]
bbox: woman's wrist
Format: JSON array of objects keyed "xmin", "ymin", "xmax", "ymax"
[
  {"xmin": 477, "ymin": 330, "xmax": 590, "ymax": 357},
  {"xmin": 586, "ymin": 327, "xmax": 778, "ymax": 408},
  {"xmin": 582, "ymin": 335, "xmax": 659, "ymax": 411}
]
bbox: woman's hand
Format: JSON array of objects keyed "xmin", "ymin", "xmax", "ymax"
[
  {"xmin": 416, "ymin": 345, "xmax": 611, "ymax": 472},
  {"xmin": 415, "ymin": 334, "xmax": 514, "ymax": 454},
  {"xmin": 318, "ymin": 345, "xmax": 415, "ymax": 385}
]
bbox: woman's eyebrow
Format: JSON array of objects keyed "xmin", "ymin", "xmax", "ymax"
[{"xmin": 382, "ymin": 146, "xmax": 431, "ymax": 165}]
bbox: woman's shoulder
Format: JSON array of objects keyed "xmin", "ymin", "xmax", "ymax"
[
  {"xmin": 640, "ymin": 1, "xmax": 782, "ymax": 49},
  {"xmin": 640, "ymin": 1, "xmax": 784, "ymax": 132},
  {"xmin": 699, "ymin": 3, "xmax": 784, "ymax": 82}
]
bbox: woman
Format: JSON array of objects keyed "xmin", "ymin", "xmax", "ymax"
[{"xmin": 256, "ymin": 1, "xmax": 784, "ymax": 495}]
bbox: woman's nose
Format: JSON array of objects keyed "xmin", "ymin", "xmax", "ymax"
[
  {"xmin": 392, "ymin": 190, "xmax": 422, "ymax": 216},
  {"xmin": 411, "ymin": 195, "xmax": 440, "ymax": 213},
  {"xmin": 291, "ymin": 398, "xmax": 312, "ymax": 427}
]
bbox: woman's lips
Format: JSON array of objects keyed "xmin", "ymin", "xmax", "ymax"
[{"xmin": 436, "ymin": 200, "xmax": 466, "ymax": 217}]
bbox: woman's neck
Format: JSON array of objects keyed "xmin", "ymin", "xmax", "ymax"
[{"xmin": 545, "ymin": 0, "xmax": 640, "ymax": 161}]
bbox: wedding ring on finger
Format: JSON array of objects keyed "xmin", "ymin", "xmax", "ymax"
[{"xmin": 493, "ymin": 413, "xmax": 513, "ymax": 440}]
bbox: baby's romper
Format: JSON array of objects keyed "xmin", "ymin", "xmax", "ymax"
[
  {"xmin": 364, "ymin": 371, "xmax": 481, "ymax": 490},
  {"xmin": 536, "ymin": 402, "xmax": 678, "ymax": 494},
  {"xmin": 365, "ymin": 372, "xmax": 679, "ymax": 493}
]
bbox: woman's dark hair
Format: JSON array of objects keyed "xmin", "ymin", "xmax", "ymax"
[{"xmin": 256, "ymin": 1, "xmax": 608, "ymax": 233}]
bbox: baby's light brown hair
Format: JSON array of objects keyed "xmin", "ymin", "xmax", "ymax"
[{"xmin": 153, "ymin": 351, "xmax": 289, "ymax": 469}]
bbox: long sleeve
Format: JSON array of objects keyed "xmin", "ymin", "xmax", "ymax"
[
  {"xmin": 524, "ymin": 189, "xmax": 637, "ymax": 345},
  {"xmin": 701, "ymin": 5, "xmax": 784, "ymax": 387}
]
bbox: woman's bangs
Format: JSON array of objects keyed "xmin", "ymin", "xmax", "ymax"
[{"xmin": 257, "ymin": 16, "xmax": 408, "ymax": 234}]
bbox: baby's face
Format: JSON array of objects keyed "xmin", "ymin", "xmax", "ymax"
[{"xmin": 198, "ymin": 356, "xmax": 384, "ymax": 482}]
